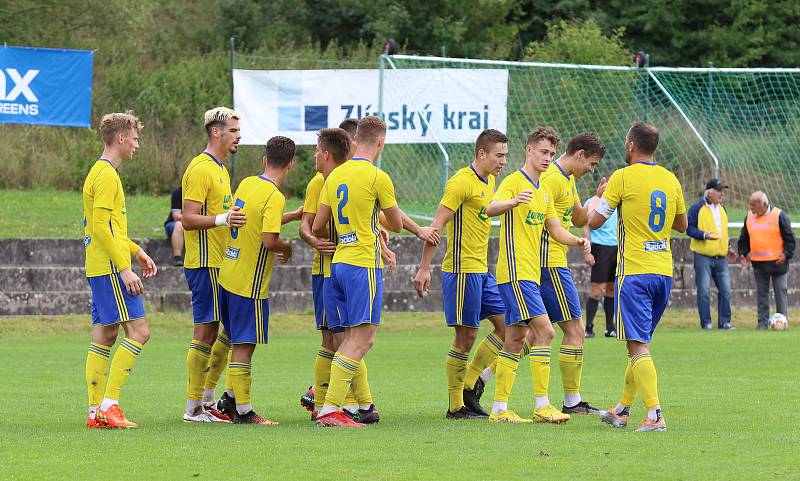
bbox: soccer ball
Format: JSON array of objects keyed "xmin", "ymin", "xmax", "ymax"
[{"xmin": 768, "ymin": 313, "xmax": 789, "ymax": 331}]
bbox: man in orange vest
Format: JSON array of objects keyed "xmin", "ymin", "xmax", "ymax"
[
  {"xmin": 738, "ymin": 191, "xmax": 796, "ymax": 329},
  {"xmin": 687, "ymin": 179, "xmax": 737, "ymax": 330}
]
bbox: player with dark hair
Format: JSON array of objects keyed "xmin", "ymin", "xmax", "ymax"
[
  {"xmin": 217, "ymin": 136, "xmax": 296, "ymax": 425},
  {"xmin": 538, "ymin": 131, "xmax": 606, "ymax": 415},
  {"xmin": 485, "ymin": 127, "xmax": 590, "ymax": 424},
  {"xmin": 312, "ymin": 116, "xmax": 404, "ymax": 427},
  {"xmin": 589, "ymin": 122, "xmax": 687, "ymax": 432},
  {"xmin": 414, "ymin": 129, "xmax": 509, "ymax": 419}
]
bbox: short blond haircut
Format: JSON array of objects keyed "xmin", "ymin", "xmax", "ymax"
[
  {"xmin": 204, "ymin": 107, "xmax": 240, "ymax": 135},
  {"xmin": 355, "ymin": 115, "xmax": 387, "ymax": 145},
  {"xmin": 98, "ymin": 111, "xmax": 142, "ymax": 145}
]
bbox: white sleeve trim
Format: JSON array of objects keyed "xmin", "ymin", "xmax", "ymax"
[{"xmin": 594, "ymin": 198, "xmax": 614, "ymax": 219}]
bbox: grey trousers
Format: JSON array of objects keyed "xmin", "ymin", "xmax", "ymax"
[{"xmin": 753, "ymin": 266, "xmax": 788, "ymax": 326}]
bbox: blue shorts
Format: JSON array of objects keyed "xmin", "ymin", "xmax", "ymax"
[
  {"xmin": 184, "ymin": 267, "xmax": 220, "ymax": 324},
  {"xmin": 87, "ymin": 273, "xmax": 145, "ymax": 325},
  {"xmin": 326, "ymin": 263, "xmax": 382, "ymax": 328},
  {"xmin": 498, "ymin": 280, "xmax": 548, "ymax": 326},
  {"xmin": 540, "ymin": 267, "xmax": 582, "ymax": 323},
  {"xmin": 615, "ymin": 274, "xmax": 672, "ymax": 343},
  {"xmin": 321, "ymin": 277, "xmax": 345, "ymax": 333},
  {"xmin": 165, "ymin": 220, "xmax": 177, "ymax": 239},
  {"xmin": 218, "ymin": 285, "xmax": 269, "ymax": 344},
  {"xmin": 442, "ymin": 272, "xmax": 505, "ymax": 327},
  {"xmin": 312, "ymin": 275, "xmax": 344, "ymax": 333}
]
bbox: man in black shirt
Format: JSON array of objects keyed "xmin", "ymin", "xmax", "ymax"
[{"xmin": 165, "ymin": 187, "xmax": 184, "ymax": 266}]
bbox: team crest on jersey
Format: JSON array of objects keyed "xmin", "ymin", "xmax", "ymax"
[
  {"xmin": 339, "ymin": 232, "xmax": 358, "ymax": 244},
  {"xmin": 477, "ymin": 207, "xmax": 489, "ymax": 221},
  {"xmin": 643, "ymin": 239, "xmax": 668, "ymax": 253},
  {"xmin": 83, "ymin": 235, "xmax": 91, "ymax": 247},
  {"xmin": 225, "ymin": 246, "xmax": 240, "ymax": 260},
  {"xmin": 525, "ymin": 211, "xmax": 545, "ymax": 227}
]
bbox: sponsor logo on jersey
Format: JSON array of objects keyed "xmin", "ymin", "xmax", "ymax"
[
  {"xmin": 225, "ymin": 246, "xmax": 240, "ymax": 259},
  {"xmin": 643, "ymin": 239, "xmax": 668, "ymax": 252},
  {"xmin": 477, "ymin": 207, "xmax": 489, "ymax": 221},
  {"xmin": 525, "ymin": 211, "xmax": 545, "ymax": 227},
  {"xmin": 339, "ymin": 232, "xmax": 359, "ymax": 244}
]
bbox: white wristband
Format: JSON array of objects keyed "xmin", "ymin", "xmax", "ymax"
[{"xmin": 215, "ymin": 212, "xmax": 229, "ymax": 227}]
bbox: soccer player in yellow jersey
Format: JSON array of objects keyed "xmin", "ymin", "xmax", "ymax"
[
  {"xmin": 83, "ymin": 111, "xmax": 157, "ymax": 429},
  {"xmin": 588, "ymin": 123, "xmax": 687, "ymax": 432},
  {"xmin": 312, "ymin": 116, "xmax": 403, "ymax": 427},
  {"xmin": 486, "ymin": 127, "xmax": 590, "ymax": 424},
  {"xmin": 181, "ymin": 107, "xmax": 246, "ymax": 423},
  {"xmin": 538, "ymin": 132, "xmax": 607, "ymax": 415},
  {"xmin": 414, "ymin": 129, "xmax": 509, "ymax": 419},
  {"xmin": 298, "ymin": 128, "xmax": 350, "ymax": 418},
  {"xmin": 218, "ymin": 136, "xmax": 296, "ymax": 425}
]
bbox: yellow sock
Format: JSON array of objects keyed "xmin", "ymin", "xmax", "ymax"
[
  {"xmin": 223, "ymin": 349, "xmax": 233, "ymax": 393},
  {"xmin": 324, "ymin": 353, "xmax": 359, "ymax": 409},
  {"xmin": 620, "ymin": 357, "xmax": 636, "ymax": 406},
  {"xmin": 351, "ymin": 359, "xmax": 373, "ymax": 407},
  {"xmin": 558, "ymin": 345, "xmax": 583, "ymax": 396},
  {"xmin": 86, "ymin": 343, "xmax": 111, "ymax": 408},
  {"xmin": 314, "ymin": 348, "xmax": 335, "ymax": 410},
  {"xmin": 492, "ymin": 351, "xmax": 521, "ymax": 404},
  {"xmin": 445, "ymin": 347, "xmax": 469, "ymax": 412},
  {"xmin": 631, "ymin": 353, "xmax": 659, "ymax": 409},
  {"xmin": 203, "ymin": 333, "xmax": 231, "ymax": 391},
  {"xmin": 529, "ymin": 345, "xmax": 551, "ymax": 398},
  {"xmin": 228, "ymin": 362, "xmax": 252, "ymax": 406},
  {"xmin": 186, "ymin": 340, "xmax": 211, "ymax": 401},
  {"xmin": 464, "ymin": 332, "xmax": 502, "ymax": 389},
  {"xmin": 104, "ymin": 338, "xmax": 143, "ymax": 401}
]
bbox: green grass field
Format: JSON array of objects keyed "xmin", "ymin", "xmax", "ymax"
[{"xmin": 1, "ymin": 310, "xmax": 798, "ymax": 480}]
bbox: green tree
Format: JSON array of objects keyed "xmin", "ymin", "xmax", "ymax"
[{"xmin": 524, "ymin": 18, "xmax": 631, "ymax": 65}]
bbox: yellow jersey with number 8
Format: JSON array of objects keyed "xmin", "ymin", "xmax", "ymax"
[{"xmin": 601, "ymin": 162, "xmax": 686, "ymax": 277}]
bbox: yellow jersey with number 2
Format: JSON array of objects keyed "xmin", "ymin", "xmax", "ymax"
[{"xmin": 319, "ymin": 158, "xmax": 397, "ymax": 269}]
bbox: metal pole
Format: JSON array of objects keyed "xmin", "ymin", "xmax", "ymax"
[
  {"xmin": 707, "ymin": 62, "xmax": 714, "ymax": 175},
  {"xmin": 644, "ymin": 53, "xmax": 650, "ymax": 123},
  {"xmin": 377, "ymin": 53, "xmax": 385, "ymax": 169},
  {"xmin": 229, "ymin": 36, "xmax": 237, "ymax": 182}
]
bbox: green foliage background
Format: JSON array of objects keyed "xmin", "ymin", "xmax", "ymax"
[{"xmin": 1, "ymin": 0, "xmax": 798, "ymax": 197}]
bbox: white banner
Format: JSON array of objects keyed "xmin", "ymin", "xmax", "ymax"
[{"xmin": 233, "ymin": 68, "xmax": 508, "ymax": 145}]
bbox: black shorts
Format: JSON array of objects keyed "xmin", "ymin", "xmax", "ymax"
[{"xmin": 590, "ymin": 244, "xmax": 617, "ymax": 283}]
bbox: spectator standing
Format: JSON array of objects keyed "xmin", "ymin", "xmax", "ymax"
[
  {"xmin": 687, "ymin": 179, "xmax": 736, "ymax": 330},
  {"xmin": 164, "ymin": 187, "xmax": 184, "ymax": 266},
  {"xmin": 582, "ymin": 195, "xmax": 617, "ymax": 338},
  {"xmin": 738, "ymin": 191, "xmax": 796, "ymax": 329}
]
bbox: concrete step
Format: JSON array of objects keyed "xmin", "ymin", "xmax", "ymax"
[
  {"xmin": 0, "ymin": 237, "xmax": 732, "ymax": 267},
  {"xmin": 4, "ymin": 288, "xmax": 798, "ymax": 317},
  {"xmin": 1, "ymin": 263, "xmax": 793, "ymax": 294}
]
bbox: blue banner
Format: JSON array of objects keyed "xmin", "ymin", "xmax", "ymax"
[{"xmin": 0, "ymin": 46, "xmax": 93, "ymax": 128}]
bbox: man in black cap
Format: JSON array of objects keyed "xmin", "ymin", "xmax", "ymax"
[{"xmin": 687, "ymin": 179, "xmax": 737, "ymax": 330}]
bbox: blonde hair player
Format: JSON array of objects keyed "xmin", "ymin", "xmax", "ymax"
[{"xmin": 83, "ymin": 111, "xmax": 157, "ymax": 429}]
